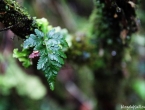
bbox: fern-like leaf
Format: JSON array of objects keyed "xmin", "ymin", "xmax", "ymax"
[
  {"xmin": 22, "ymin": 27, "xmax": 68, "ymax": 90},
  {"xmin": 23, "ymin": 34, "xmax": 39, "ymax": 49},
  {"xmin": 37, "ymin": 55, "xmax": 49, "ymax": 70}
]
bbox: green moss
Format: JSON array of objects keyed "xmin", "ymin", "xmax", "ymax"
[{"xmin": 4, "ymin": 0, "xmax": 30, "ymax": 16}]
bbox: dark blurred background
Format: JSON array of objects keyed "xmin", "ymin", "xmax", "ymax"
[{"xmin": 0, "ymin": 0, "xmax": 145, "ymax": 110}]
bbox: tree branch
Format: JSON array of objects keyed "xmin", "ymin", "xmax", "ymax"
[{"xmin": 0, "ymin": 0, "xmax": 37, "ymax": 39}]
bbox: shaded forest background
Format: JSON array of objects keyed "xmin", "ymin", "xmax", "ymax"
[{"xmin": 0, "ymin": 0, "xmax": 145, "ymax": 110}]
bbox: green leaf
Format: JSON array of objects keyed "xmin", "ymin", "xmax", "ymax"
[
  {"xmin": 23, "ymin": 34, "xmax": 39, "ymax": 49},
  {"xmin": 39, "ymin": 48, "xmax": 47, "ymax": 55},
  {"xmin": 31, "ymin": 28, "xmax": 67, "ymax": 91},
  {"xmin": 34, "ymin": 41, "xmax": 43, "ymax": 51},
  {"xmin": 47, "ymin": 29, "xmax": 55, "ymax": 39},
  {"xmin": 13, "ymin": 49, "xmax": 32, "ymax": 68},
  {"xmin": 49, "ymin": 54, "xmax": 58, "ymax": 61},
  {"xmin": 46, "ymin": 69, "xmax": 58, "ymax": 91},
  {"xmin": 37, "ymin": 55, "xmax": 48, "ymax": 70},
  {"xmin": 57, "ymin": 51, "xmax": 67, "ymax": 58},
  {"xmin": 19, "ymin": 57, "xmax": 32, "ymax": 68},
  {"xmin": 19, "ymin": 25, "xmax": 69, "ymax": 90},
  {"xmin": 60, "ymin": 39, "xmax": 69, "ymax": 48},
  {"xmin": 53, "ymin": 33, "xmax": 62, "ymax": 39},
  {"xmin": 49, "ymin": 82, "xmax": 55, "ymax": 91},
  {"xmin": 35, "ymin": 29, "xmax": 44, "ymax": 38},
  {"xmin": 57, "ymin": 56, "xmax": 64, "ymax": 64},
  {"xmin": 13, "ymin": 48, "xmax": 27, "ymax": 57},
  {"xmin": 46, "ymin": 39, "xmax": 58, "ymax": 47},
  {"xmin": 49, "ymin": 46, "xmax": 60, "ymax": 51},
  {"xmin": 48, "ymin": 54, "xmax": 64, "ymax": 64},
  {"xmin": 51, "ymin": 61, "xmax": 62, "ymax": 68}
]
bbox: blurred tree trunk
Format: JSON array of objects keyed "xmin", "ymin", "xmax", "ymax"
[{"xmin": 91, "ymin": 0, "xmax": 137, "ymax": 109}]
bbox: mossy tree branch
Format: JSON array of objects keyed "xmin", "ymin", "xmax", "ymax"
[{"xmin": 0, "ymin": 0, "xmax": 37, "ymax": 38}]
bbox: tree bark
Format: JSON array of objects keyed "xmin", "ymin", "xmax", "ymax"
[
  {"xmin": 92, "ymin": 0, "xmax": 137, "ymax": 109},
  {"xmin": 0, "ymin": 0, "xmax": 37, "ymax": 39}
]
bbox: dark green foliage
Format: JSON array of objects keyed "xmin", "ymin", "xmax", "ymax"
[{"xmin": 23, "ymin": 29, "xmax": 68, "ymax": 90}]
